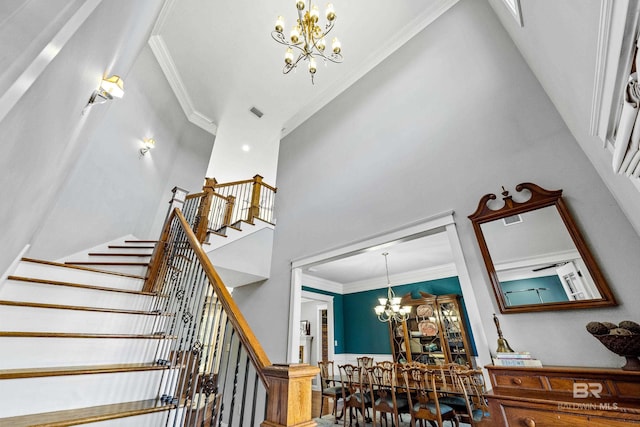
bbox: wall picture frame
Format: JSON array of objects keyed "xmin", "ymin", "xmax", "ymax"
[{"xmin": 300, "ymin": 320, "xmax": 310, "ymax": 336}]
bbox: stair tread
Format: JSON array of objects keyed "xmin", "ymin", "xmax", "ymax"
[
  {"xmin": 0, "ymin": 363, "xmax": 168, "ymax": 380},
  {"xmin": 108, "ymin": 245, "xmax": 156, "ymax": 249},
  {"xmin": 0, "ymin": 331, "xmax": 174, "ymax": 339},
  {"xmin": 21, "ymin": 258, "xmax": 146, "ymax": 279},
  {"xmin": 124, "ymin": 240, "xmax": 159, "ymax": 243},
  {"xmin": 0, "ymin": 399, "xmax": 172, "ymax": 427},
  {"xmin": 65, "ymin": 261, "xmax": 149, "ymax": 266},
  {"xmin": 87, "ymin": 253, "xmax": 152, "ymax": 257},
  {"xmin": 0, "ymin": 299, "xmax": 168, "ymax": 316},
  {"xmin": 7, "ymin": 276, "xmax": 158, "ymax": 297}
]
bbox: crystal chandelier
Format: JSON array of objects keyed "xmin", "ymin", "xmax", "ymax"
[
  {"xmin": 374, "ymin": 253, "xmax": 412, "ymax": 323},
  {"xmin": 271, "ymin": 0, "xmax": 343, "ymax": 84}
]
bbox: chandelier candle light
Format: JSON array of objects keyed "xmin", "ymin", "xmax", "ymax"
[
  {"xmin": 272, "ymin": 0, "xmax": 343, "ymax": 83},
  {"xmin": 374, "ymin": 252, "xmax": 412, "ymax": 323}
]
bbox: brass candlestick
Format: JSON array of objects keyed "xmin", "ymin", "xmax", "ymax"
[{"xmin": 493, "ymin": 313, "xmax": 515, "ymax": 353}]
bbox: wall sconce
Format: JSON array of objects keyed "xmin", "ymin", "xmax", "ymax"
[
  {"xmin": 82, "ymin": 75, "xmax": 124, "ymax": 114},
  {"xmin": 140, "ymin": 138, "xmax": 156, "ymax": 156}
]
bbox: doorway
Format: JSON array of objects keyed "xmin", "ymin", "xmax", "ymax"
[{"xmin": 287, "ymin": 211, "xmax": 491, "ymax": 369}]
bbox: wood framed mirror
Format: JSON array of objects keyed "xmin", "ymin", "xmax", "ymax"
[{"xmin": 468, "ymin": 182, "xmax": 617, "ymax": 314}]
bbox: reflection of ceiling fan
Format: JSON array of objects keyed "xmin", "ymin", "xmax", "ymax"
[{"xmin": 531, "ymin": 261, "xmax": 568, "ymax": 272}]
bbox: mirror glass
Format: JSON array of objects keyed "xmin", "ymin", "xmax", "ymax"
[
  {"xmin": 468, "ymin": 182, "xmax": 617, "ymax": 313},
  {"xmin": 481, "ymin": 205, "xmax": 601, "ymax": 307}
]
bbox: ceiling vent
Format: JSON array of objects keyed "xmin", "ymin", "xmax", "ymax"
[{"xmin": 249, "ymin": 106, "xmax": 264, "ymax": 118}]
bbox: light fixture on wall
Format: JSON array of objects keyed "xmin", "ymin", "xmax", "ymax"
[
  {"xmin": 374, "ymin": 252, "xmax": 412, "ymax": 323},
  {"xmin": 82, "ymin": 75, "xmax": 124, "ymax": 114},
  {"xmin": 140, "ymin": 137, "xmax": 155, "ymax": 156},
  {"xmin": 271, "ymin": 1, "xmax": 343, "ymax": 84}
]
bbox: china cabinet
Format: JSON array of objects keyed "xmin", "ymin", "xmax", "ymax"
[{"xmin": 388, "ymin": 292, "xmax": 475, "ymax": 367}]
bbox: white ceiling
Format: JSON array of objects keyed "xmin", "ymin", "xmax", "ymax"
[
  {"xmin": 148, "ymin": 0, "xmax": 631, "ymax": 288},
  {"xmin": 150, "ymin": 0, "xmax": 459, "ymax": 139},
  {"xmin": 303, "ymin": 230, "xmax": 455, "ymax": 286}
]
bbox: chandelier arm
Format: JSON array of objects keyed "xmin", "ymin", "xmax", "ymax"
[
  {"xmin": 313, "ymin": 50, "xmax": 343, "ymax": 64},
  {"xmin": 316, "ymin": 20, "xmax": 336, "ymax": 41},
  {"xmin": 283, "ymin": 52, "xmax": 305, "ymax": 74},
  {"xmin": 271, "ymin": 31, "xmax": 306, "ymax": 51}
]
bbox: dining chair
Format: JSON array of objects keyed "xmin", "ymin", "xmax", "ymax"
[
  {"xmin": 446, "ymin": 369, "xmax": 490, "ymax": 426},
  {"xmin": 338, "ymin": 364, "xmax": 372, "ymax": 427},
  {"xmin": 375, "ymin": 360, "xmax": 396, "ymax": 370},
  {"xmin": 400, "ymin": 366, "xmax": 459, "ymax": 427},
  {"xmin": 319, "ymin": 360, "xmax": 346, "ymax": 423},
  {"xmin": 366, "ymin": 364, "xmax": 409, "ymax": 427},
  {"xmin": 357, "ymin": 356, "xmax": 374, "ymax": 369}
]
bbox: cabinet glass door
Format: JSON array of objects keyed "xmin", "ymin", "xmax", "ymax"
[{"xmin": 438, "ymin": 301, "xmax": 468, "ymax": 365}]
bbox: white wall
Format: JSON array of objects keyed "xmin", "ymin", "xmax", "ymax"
[
  {"xmin": 233, "ymin": 0, "xmax": 640, "ymax": 368},
  {"xmin": 0, "ymin": 0, "xmax": 166, "ymax": 274},
  {"xmin": 487, "ymin": 0, "xmax": 640, "ymax": 238},
  {"xmin": 29, "ymin": 45, "xmax": 214, "ymax": 260},
  {"xmin": 205, "ymin": 121, "xmax": 280, "ymax": 185}
]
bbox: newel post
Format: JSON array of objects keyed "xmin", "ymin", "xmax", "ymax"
[
  {"xmin": 248, "ymin": 174, "xmax": 263, "ymax": 224},
  {"xmin": 261, "ymin": 364, "xmax": 319, "ymax": 427},
  {"xmin": 195, "ymin": 180, "xmax": 215, "ymax": 242},
  {"xmin": 143, "ymin": 186, "xmax": 188, "ymax": 292}
]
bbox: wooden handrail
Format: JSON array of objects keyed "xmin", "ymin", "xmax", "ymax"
[
  {"xmin": 145, "ymin": 192, "xmax": 316, "ymax": 426},
  {"xmin": 174, "ymin": 208, "xmax": 272, "ymax": 386},
  {"xmin": 208, "ymin": 178, "xmax": 254, "ymax": 188},
  {"xmin": 142, "ymin": 214, "xmax": 172, "ymax": 293},
  {"xmin": 185, "ymin": 191, "xmax": 206, "ymax": 200},
  {"xmin": 206, "ymin": 176, "xmax": 277, "ymax": 192}
]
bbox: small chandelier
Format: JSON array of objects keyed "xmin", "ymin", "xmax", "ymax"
[
  {"xmin": 374, "ymin": 252, "xmax": 412, "ymax": 323},
  {"xmin": 271, "ymin": 0, "xmax": 343, "ymax": 84}
]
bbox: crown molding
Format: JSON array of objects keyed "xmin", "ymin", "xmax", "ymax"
[
  {"xmin": 342, "ymin": 263, "xmax": 458, "ymax": 295},
  {"xmin": 148, "ymin": 35, "xmax": 217, "ymax": 135},
  {"xmin": 281, "ymin": 0, "xmax": 460, "ymax": 138},
  {"xmin": 301, "ymin": 273, "xmax": 343, "ymax": 294},
  {"xmin": 150, "ymin": 0, "xmax": 177, "ymax": 35}
]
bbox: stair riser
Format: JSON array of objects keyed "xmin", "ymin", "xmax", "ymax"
[
  {"xmin": 63, "ymin": 264, "xmax": 149, "ymax": 276},
  {"xmin": 108, "ymin": 246, "xmax": 156, "ymax": 251},
  {"xmin": 0, "ymin": 306, "xmax": 169, "ymax": 334},
  {"xmin": 82, "ymin": 255, "xmax": 152, "ymax": 263},
  {"xmin": 13, "ymin": 263, "xmax": 145, "ymax": 290},
  {"xmin": 0, "ymin": 337, "xmax": 171, "ymax": 369},
  {"xmin": 76, "ymin": 410, "xmax": 175, "ymax": 427},
  {"xmin": 0, "ymin": 280, "xmax": 156, "ymax": 311},
  {"xmin": 0, "ymin": 370, "xmax": 166, "ymax": 418}
]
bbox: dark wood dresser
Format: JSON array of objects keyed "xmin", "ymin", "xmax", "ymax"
[{"xmin": 484, "ymin": 365, "xmax": 640, "ymax": 426}]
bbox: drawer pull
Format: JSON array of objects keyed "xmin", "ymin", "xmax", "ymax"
[
  {"xmin": 522, "ymin": 417, "xmax": 536, "ymax": 427},
  {"xmin": 511, "ymin": 377, "xmax": 523, "ymax": 385}
]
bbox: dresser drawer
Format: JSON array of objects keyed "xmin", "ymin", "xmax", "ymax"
[
  {"xmin": 503, "ymin": 405, "xmax": 587, "ymax": 426},
  {"xmin": 493, "ymin": 398, "xmax": 640, "ymax": 427},
  {"xmin": 492, "ymin": 372, "xmax": 546, "ymax": 390}
]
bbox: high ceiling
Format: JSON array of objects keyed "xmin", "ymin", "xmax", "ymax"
[
  {"xmin": 149, "ymin": 0, "xmax": 459, "ymax": 140},
  {"xmin": 148, "ymin": 0, "xmax": 633, "ymax": 288}
]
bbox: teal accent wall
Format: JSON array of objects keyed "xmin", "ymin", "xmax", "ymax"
[
  {"xmin": 500, "ymin": 275, "xmax": 568, "ymax": 306},
  {"xmin": 303, "ymin": 276, "xmax": 477, "ymax": 356}
]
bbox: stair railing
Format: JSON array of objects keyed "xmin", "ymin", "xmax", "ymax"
[
  {"xmin": 144, "ymin": 189, "xmax": 316, "ymax": 427},
  {"xmin": 196, "ymin": 175, "xmax": 277, "ymax": 238}
]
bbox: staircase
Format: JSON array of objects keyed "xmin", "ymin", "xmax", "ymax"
[
  {"xmin": 0, "ymin": 239, "xmax": 177, "ymax": 426},
  {"xmin": 0, "ymin": 184, "xmax": 319, "ymax": 427}
]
